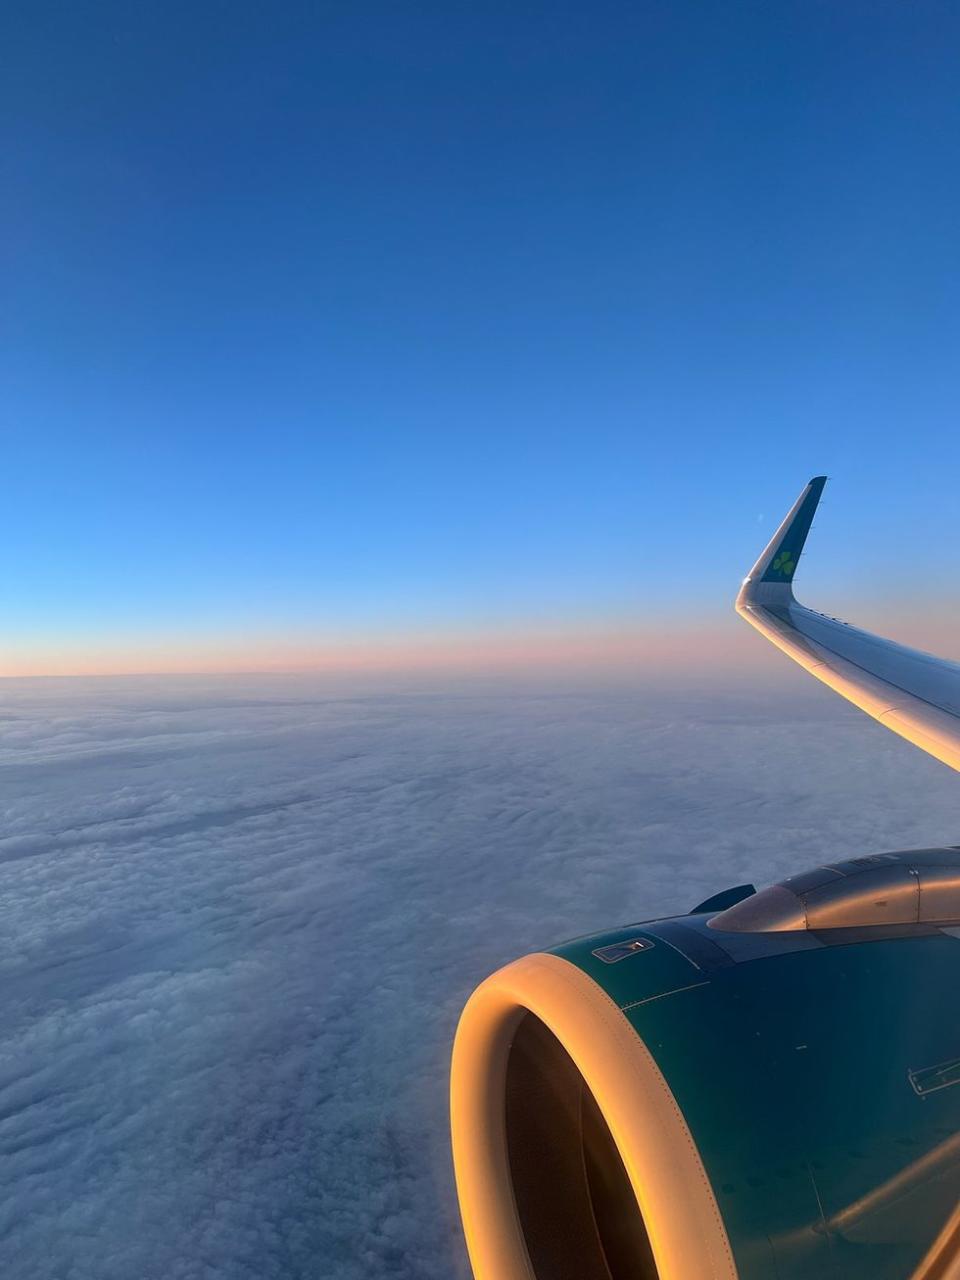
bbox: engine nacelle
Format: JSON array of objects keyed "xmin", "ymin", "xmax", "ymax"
[{"xmin": 450, "ymin": 849, "xmax": 960, "ymax": 1280}]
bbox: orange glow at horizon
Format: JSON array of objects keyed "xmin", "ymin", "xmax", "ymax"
[
  {"xmin": 1, "ymin": 619, "xmax": 763, "ymax": 679},
  {"xmin": 3, "ymin": 604, "xmax": 955, "ymax": 680}
]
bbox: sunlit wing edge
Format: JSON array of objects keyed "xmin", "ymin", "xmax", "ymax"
[{"xmin": 736, "ymin": 477, "xmax": 960, "ymax": 773}]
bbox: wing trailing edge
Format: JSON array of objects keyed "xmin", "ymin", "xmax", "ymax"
[{"xmin": 737, "ymin": 477, "xmax": 960, "ymax": 773}]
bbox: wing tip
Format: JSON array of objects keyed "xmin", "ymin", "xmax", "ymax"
[{"xmin": 738, "ymin": 475, "xmax": 828, "ymax": 609}]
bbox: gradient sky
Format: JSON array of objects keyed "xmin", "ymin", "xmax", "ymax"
[{"xmin": 4, "ymin": 1, "xmax": 960, "ymax": 673}]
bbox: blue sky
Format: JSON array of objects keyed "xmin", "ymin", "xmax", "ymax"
[{"xmin": 4, "ymin": 1, "xmax": 959, "ymax": 670}]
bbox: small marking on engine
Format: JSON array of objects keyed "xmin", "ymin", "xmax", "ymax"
[{"xmin": 592, "ymin": 937, "xmax": 655, "ymax": 964}]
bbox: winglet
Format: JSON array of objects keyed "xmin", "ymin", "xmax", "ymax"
[
  {"xmin": 737, "ymin": 476, "xmax": 827, "ymax": 613},
  {"xmin": 733, "ymin": 476, "xmax": 960, "ymax": 773}
]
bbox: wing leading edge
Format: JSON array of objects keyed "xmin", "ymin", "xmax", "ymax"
[{"xmin": 737, "ymin": 477, "xmax": 960, "ymax": 772}]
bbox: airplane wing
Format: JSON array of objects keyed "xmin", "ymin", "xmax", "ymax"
[{"xmin": 737, "ymin": 476, "xmax": 960, "ymax": 772}]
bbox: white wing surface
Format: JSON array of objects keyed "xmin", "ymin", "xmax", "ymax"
[{"xmin": 737, "ymin": 477, "xmax": 960, "ymax": 772}]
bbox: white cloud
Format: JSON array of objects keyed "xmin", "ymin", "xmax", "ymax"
[{"xmin": 0, "ymin": 671, "xmax": 956, "ymax": 1278}]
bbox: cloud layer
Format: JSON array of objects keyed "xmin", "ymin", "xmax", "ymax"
[{"xmin": 0, "ymin": 671, "xmax": 957, "ymax": 1278}]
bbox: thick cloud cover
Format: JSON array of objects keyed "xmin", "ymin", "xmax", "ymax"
[{"xmin": 0, "ymin": 671, "xmax": 957, "ymax": 1279}]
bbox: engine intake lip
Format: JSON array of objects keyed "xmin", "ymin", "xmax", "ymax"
[{"xmin": 449, "ymin": 951, "xmax": 738, "ymax": 1280}]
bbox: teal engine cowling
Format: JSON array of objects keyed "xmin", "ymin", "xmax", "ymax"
[{"xmin": 450, "ymin": 848, "xmax": 960, "ymax": 1280}]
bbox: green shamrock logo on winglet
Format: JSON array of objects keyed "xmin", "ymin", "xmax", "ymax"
[{"xmin": 772, "ymin": 550, "xmax": 796, "ymax": 577}]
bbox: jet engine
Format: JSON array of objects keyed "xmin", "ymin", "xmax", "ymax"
[{"xmin": 451, "ymin": 850, "xmax": 960, "ymax": 1280}]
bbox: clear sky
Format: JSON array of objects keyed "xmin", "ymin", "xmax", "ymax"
[{"xmin": 4, "ymin": 1, "xmax": 959, "ymax": 674}]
